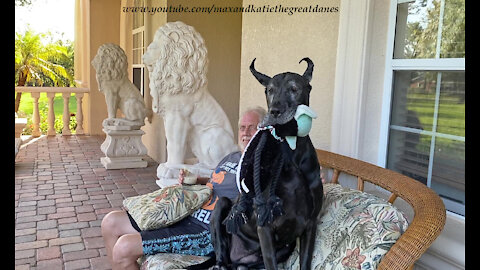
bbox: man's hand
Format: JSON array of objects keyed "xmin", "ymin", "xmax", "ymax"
[
  {"xmin": 178, "ymin": 169, "xmax": 199, "ymax": 185},
  {"xmin": 178, "ymin": 169, "xmax": 186, "ymax": 185}
]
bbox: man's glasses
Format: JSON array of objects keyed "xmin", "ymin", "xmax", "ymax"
[{"xmin": 239, "ymin": 125, "xmax": 257, "ymax": 133}]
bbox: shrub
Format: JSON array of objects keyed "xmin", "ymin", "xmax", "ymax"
[{"xmin": 20, "ymin": 107, "xmax": 77, "ymax": 135}]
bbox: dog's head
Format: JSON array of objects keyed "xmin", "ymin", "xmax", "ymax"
[{"xmin": 250, "ymin": 58, "xmax": 313, "ymax": 127}]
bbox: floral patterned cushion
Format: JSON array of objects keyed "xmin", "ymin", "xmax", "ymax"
[
  {"xmin": 138, "ymin": 253, "xmax": 210, "ymax": 270},
  {"xmin": 141, "ymin": 183, "xmax": 409, "ymax": 270},
  {"xmin": 123, "ymin": 184, "xmax": 212, "ymax": 231},
  {"xmin": 279, "ymin": 183, "xmax": 409, "ymax": 270}
]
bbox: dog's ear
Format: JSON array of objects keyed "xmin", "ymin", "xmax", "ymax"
[
  {"xmin": 300, "ymin": 58, "xmax": 314, "ymax": 83},
  {"xmin": 250, "ymin": 58, "xmax": 271, "ymax": 87}
]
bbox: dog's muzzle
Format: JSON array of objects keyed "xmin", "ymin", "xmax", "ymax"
[{"xmin": 260, "ymin": 108, "xmax": 296, "ymax": 128}]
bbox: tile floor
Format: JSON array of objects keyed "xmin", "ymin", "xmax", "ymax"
[{"xmin": 15, "ymin": 135, "xmax": 160, "ymax": 270}]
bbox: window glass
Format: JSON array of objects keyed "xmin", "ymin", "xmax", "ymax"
[
  {"xmin": 437, "ymin": 71, "xmax": 465, "ymax": 136},
  {"xmin": 431, "ymin": 138, "xmax": 465, "ymax": 212},
  {"xmin": 388, "ymin": 71, "xmax": 465, "ymax": 215},
  {"xmin": 440, "ymin": 0, "xmax": 465, "ymax": 58},
  {"xmin": 394, "ymin": 0, "xmax": 440, "ymax": 59},
  {"xmin": 391, "ymin": 71, "xmax": 437, "ymax": 131},
  {"xmin": 131, "ymin": 7, "xmax": 145, "ymax": 96},
  {"xmin": 387, "ymin": 129, "xmax": 431, "ymax": 186},
  {"xmin": 387, "ymin": 0, "xmax": 465, "ymax": 215},
  {"xmin": 394, "ymin": 0, "xmax": 465, "ymax": 59},
  {"xmin": 132, "ymin": 32, "xmax": 143, "ymax": 65},
  {"xmin": 133, "ymin": 67, "xmax": 142, "ymax": 93}
]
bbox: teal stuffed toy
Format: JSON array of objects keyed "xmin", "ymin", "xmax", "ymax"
[{"xmin": 284, "ymin": 105, "xmax": 317, "ymax": 150}]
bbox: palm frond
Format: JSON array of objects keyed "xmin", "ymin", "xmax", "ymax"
[{"xmin": 15, "ymin": 28, "xmax": 75, "ymax": 87}]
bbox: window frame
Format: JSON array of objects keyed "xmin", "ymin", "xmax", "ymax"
[
  {"xmin": 378, "ymin": 0, "xmax": 465, "ymax": 216},
  {"xmin": 131, "ymin": 1, "xmax": 146, "ymax": 96}
]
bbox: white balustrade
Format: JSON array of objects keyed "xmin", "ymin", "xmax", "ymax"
[
  {"xmin": 15, "ymin": 87, "xmax": 89, "ymax": 137},
  {"xmin": 31, "ymin": 92, "xmax": 41, "ymax": 137},
  {"xmin": 62, "ymin": 93, "xmax": 71, "ymax": 135},
  {"xmin": 75, "ymin": 93, "xmax": 85, "ymax": 134},
  {"xmin": 47, "ymin": 92, "xmax": 56, "ymax": 136}
]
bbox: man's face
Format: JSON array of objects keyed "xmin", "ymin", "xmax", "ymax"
[{"xmin": 238, "ymin": 111, "xmax": 261, "ymax": 152}]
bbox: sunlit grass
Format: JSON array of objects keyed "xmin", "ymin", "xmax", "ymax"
[
  {"xmin": 17, "ymin": 92, "xmax": 77, "ymax": 116},
  {"xmin": 16, "ymin": 92, "xmax": 79, "ymax": 135}
]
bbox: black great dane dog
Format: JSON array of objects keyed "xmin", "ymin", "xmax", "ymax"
[{"xmin": 207, "ymin": 58, "xmax": 323, "ymax": 270}]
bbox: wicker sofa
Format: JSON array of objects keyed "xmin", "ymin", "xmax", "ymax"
[
  {"xmin": 140, "ymin": 149, "xmax": 446, "ymax": 270},
  {"xmin": 314, "ymin": 149, "xmax": 446, "ymax": 269}
]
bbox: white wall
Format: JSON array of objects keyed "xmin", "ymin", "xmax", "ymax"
[{"xmin": 239, "ymin": 0, "xmax": 340, "ymax": 151}]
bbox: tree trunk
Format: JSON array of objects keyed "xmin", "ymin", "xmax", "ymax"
[{"xmin": 15, "ymin": 92, "xmax": 23, "ymax": 113}]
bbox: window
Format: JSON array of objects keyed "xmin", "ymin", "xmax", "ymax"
[
  {"xmin": 385, "ymin": 0, "xmax": 465, "ymax": 215},
  {"xmin": 132, "ymin": 0, "xmax": 145, "ymax": 96}
]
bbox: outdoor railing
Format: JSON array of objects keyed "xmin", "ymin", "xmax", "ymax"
[{"xmin": 15, "ymin": 86, "xmax": 89, "ymax": 137}]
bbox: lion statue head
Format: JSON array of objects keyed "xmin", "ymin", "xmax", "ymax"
[
  {"xmin": 143, "ymin": 21, "xmax": 208, "ymax": 114},
  {"xmin": 91, "ymin": 43, "xmax": 128, "ymax": 92}
]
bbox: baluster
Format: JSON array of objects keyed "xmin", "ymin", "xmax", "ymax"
[
  {"xmin": 46, "ymin": 92, "xmax": 56, "ymax": 136},
  {"xmin": 62, "ymin": 93, "xmax": 71, "ymax": 135},
  {"xmin": 31, "ymin": 92, "xmax": 41, "ymax": 137},
  {"xmin": 75, "ymin": 93, "xmax": 84, "ymax": 135}
]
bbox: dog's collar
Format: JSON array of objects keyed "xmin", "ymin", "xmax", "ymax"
[{"xmin": 259, "ymin": 125, "xmax": 283, "ymax": 142}]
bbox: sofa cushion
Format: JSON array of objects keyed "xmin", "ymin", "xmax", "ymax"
[
  {"xmin": 139, "ymin": 253, "xmax": 209, "ymax": 270},
  {"xmin": 141, "ymin": 183, "xmax": 409, "ymax": 269},
  {"xmin": 123, "ymin": 184, "xmax": 212, "ymax": 231},
  {"xmin": 279, "ymin": 183, "xmax": 409, "ymax": 270}
]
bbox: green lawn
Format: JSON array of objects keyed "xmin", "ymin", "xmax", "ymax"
[
  {"xmin": 406, "ymin": 92, "xmax": 465, "ymax": 159},
  {"xmin": 407, "ymin": 92, "xmax": 465, "ymax": 137},
  {"xmin": 17, "ymin": 92, "xmax": 77, "ymax": 116},
  {"xmin": 16, "ymin": 92, "xmax": 79, "ymax": 135}
]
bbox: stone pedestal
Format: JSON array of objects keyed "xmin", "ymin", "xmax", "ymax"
[
  {"xmin": 100, "ymin": 119, "xmax": 148, "ymax": 169},
  {"xmin": 15, "ymin": 117, "xmax": 27, "ymax": 158},
  {"xmin": 15, "ymin": 117, "xmax": 27, "ymax": 138}
]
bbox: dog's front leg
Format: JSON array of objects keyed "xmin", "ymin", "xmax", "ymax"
[
  {"xmin": 299, "ymin": 222, "xmax": 317, "ymax": 270},
  {"xmin": 210, "ymin": 197, "xmax": 233, "ymax": 268},
  {"xmin": 257, "ymin": 226, "xmax": 277, "ymax": 270}
]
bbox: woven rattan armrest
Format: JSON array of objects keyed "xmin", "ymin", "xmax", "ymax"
[{"xmin": 315, "ymin": 149, "xmax": 446, "ymax": 270}]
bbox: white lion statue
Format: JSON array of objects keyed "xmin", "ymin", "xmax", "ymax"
[
  {"xmin": 91, "ymin": 43, "xmax": 146, "ymax": 125},
  {"xmin": 143, "ymin": 21, "xmax": 238, "ymax": 185}
]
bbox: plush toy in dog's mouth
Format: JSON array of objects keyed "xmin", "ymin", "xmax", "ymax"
[{"xmin": 261, "ymin": 104, "xmax": 317, "ymax": 150}]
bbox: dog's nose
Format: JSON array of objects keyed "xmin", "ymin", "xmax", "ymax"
[{"xmin": 270, "ymin": 108, "xmax": 282, "ymax": 118}]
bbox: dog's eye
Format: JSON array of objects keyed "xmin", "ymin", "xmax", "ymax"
[{"xmin": 290, "ymin": 87, "xmax": 298, "ymax": 92}]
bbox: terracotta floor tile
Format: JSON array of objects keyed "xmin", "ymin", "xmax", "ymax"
[{"xmin": 15, "ymin": 135, "xmax": 159, "ymax": 269}]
